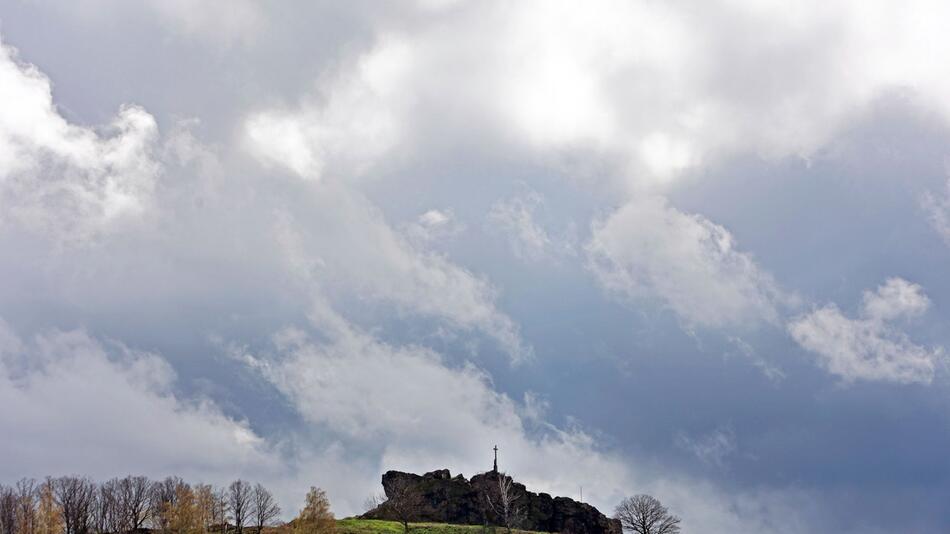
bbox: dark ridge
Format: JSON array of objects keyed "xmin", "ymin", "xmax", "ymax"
[{"xmin": 361, "ymin": 469, "xmax": 621, "ymax": 534}]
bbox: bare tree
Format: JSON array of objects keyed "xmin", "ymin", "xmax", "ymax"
[
  {"xmin": 227, "ymin": 481, "xmax": 252, "ymax": 534},
  {"xmin": 383, "ymin": 479, "xmax": 424, "ymax": 534},
  {"xmin": 250, "ymin": 485, "xmax": 279, "ymax": 533},
  {"xmin": 15, "ymin": 479, "xmax": 37, "ymax": 534},
  {"xmin": 92, "ymin": 480, "xmax": 120, "ymax": 534},
  {"xmin": 210, "ymin": 488, "xmax": 229, "ymax": 530},
  {"xmin": 361, "ymin": 493, "xmax": 385, "ymax": 514},
  {"xmin": 117, "ymin": 476, "xmax": 153, "ymax": 533},
  {"xmin": 194, "ymin": 485, "xmax": 214, "ymax": 533},
  {"xmin": 100, "ymin": 480, "xmax": 125, "ymax": 534},
  {"xmin": 0, "ymin": 486, "xmax": 16, "ymax": 534},
  {"xmin": 614, "ymin": 495, "xmax": 680, "ymax": 534},
  {"xmin": 53, "ymin": 477, "xmax": 95, "ymax": 534},
  {"xmin": 485, "ymin": 474, "xmax": 523, "ymax": 534}
]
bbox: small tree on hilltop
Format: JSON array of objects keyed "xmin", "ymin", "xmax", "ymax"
[
  {"xmin": 92, "ymin": 479, "xmax": 118, "ymax": 534},
  {"xmin": 117, "ymin": 475, "xmax": 153, "ymax": 532},
  {"xmin": 614, "ymin": 495, "xmax": 680, "ymax": 534},
  {"xmin": 252, "ymin": 484, "xmax": 281, "ymax": 533},
  {"xmin": 361, "ymin": 493, "xmax": 385, "ymax": 514},
  {"xmin": 293, "ymin": 487, "xmax": 334, "ymax": 534},
  {"xmin": 384, "ymin": 479, "xmax": 424, "ymax": 534},
  {"xmin": 228, "ymin": 481, "xmax": 252, "ymax": 534},
  {"xmin": 211, "ymin": 487, "xmax": 230, "ymax": 530},
  {"xmin": 194, "ymin": 484, "xmax": 215, "ymax": 533},
  {"xmin": 53, "ymin": 476, "xmax": 95, "ymax": 534},
  {"xmin": 485, "ymin": 474, "xmax": 523, "ymax": 534}
]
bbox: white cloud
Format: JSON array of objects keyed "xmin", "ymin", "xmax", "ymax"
[
  {"xmin": 239, "ymin": 0, "xmax": 950, "ymax": 356},
  {"xmin": 404, "ymin": 209, "xmax": 463, "ymax": 245},
  {"xmin": 0, "ymin": 318, "xmax": 279, "ymax": 481},
  {"xmin": 675, "ymin": 426, "xmax": 737, "ymax": 467},
  {"xmin": 0, "ymin": 38, "xmax": 160, "ymax": 243},
  {"xmin": 487, "ymin": 190, "xmax": 573, "ymax": 261},
  {"xmin": 244, "ymin": 37, "xmax": 407, "ymax": 182},
  {"xmin": 274, "ymin": 205, "xmax": 531, "ymax": 362},
  {"xmin": 0, "ymin": 30, "xmax": 529, "ymax": 366},
  {"xmin": 419, "ymin": 209, "xmax": 451, "ymax": 227},
  {"xmin": 922, "ymin": 177, "xmax": 950, "ymax": 245},
  {"xmin": 860, "ymin": 277, "xmax": 930, "ymax": 322},
  {"xmin": 788, "ymin": 278, "xmax": 942, "ymax": 384},
  {"xmin": 586, "ymin": 196, "xmax": 787, "ymax": 329},
  {"xmin": 235, "ymin": 0, "xmax": 950, "ymax": 358},
  {"xmin": 245, "ymin": 114, "xmax": 321, "ymax": 178},
  {"xmin": 233, "ymin": 0, "xmax": 950, "ymax": 190},
  {"xmin": 728, "ymin": 336, "xmax": 785, "ymax": 382}
]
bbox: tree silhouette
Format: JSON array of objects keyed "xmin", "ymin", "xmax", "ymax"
[{"xmin": 614, "ymin": 495, "xmax": 680, "ymax": 534}]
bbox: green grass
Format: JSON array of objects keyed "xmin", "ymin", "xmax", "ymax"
[{"xmin": 336, "ymin": 519, "xmax": 550, "ymax": 534}]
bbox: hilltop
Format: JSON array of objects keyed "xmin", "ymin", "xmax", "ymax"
[
  {"xmin": 337, "ymin": 519, "xmax": 551, "ymax": 534},
  {"xmin": 360, "ymin": 469, "xmax": 620, "ymax": 534}
]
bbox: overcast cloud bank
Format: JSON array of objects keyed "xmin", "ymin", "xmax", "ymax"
[{"xmin": 3, "ymin": 1, "xmax": 950, "ymax": 532}]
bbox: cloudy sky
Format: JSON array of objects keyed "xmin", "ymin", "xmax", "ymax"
[{"xmin": 2, "ymin": 1, "xmax": 950, "ymax": 532}]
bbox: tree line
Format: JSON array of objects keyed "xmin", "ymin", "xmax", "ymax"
[{"xmin": 0, "ymin": 477, "xmax": 335, "ymax": 534}]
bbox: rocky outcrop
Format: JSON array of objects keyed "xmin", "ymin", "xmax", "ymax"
[{"xmin": 361, "ymin": 469, "xmax": 621, "ymax": 534}]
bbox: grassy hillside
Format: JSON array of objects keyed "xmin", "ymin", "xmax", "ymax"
[{"xmin": 336, "ymin": 519, "xmax": 551, "ymax": 534}]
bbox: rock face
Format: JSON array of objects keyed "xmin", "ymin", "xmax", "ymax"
[{"xmin": 361, "ymin": 469, "xmax": 621, "ymax": 534}]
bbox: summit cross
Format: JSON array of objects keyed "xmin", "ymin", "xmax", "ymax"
[{"xmin": 493, "ymin": 444, "xmax": 499, "ymax": 473}]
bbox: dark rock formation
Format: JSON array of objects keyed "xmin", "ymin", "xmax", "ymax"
[{"xmin": 361, "ymin": 469, "xmax": 621, "ymax": 534}]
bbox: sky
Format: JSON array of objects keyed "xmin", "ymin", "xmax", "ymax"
[{"xmin": 2, "ymin": 1, "xmax": 950, "ymax": 532}]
